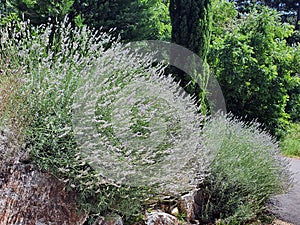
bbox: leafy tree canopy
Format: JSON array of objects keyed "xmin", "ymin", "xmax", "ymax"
[
  {"xmin": 70, "ymin": 0, "xmax": 171, "ymax": 41},
  {"xmin": 1, "ymin": 0, "xmax": 171, "ymax": 41},
  {"xmin": 231, "ymin": 0, "xmax": 300, "ymax": 30},
  {"xmin": 209, "ymin": 5, "xmax": 300, "ymax": 137}
]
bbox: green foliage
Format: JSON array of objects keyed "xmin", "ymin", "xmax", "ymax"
[
  {"xmin": 198, "ymin": 114, "xmax": 292, "ymax": 224},
  {"xmin": 209, "ymin": 6, "xmax": 300, "ymax": 137},
  {"xmin": 280, "ymin": 123, "xmax": 300, "ymax": 157},
  {"xmin": 0, "ymin": 12, "xmax": 20, "ymax": 25},
  {"xmin": 145, "ymin": 0, "xmax": 171, "ymax": 40},
  {"xmin": 170, "ymin": 0, "xmax": 213, "ymax": 61},
  {"xmin": 169, "ymin": 0, "xmax": 213, "ymax": 113},
  {"xmin": 285, "ymin": 44, "xmax": 300, "ymax": 122},
  {"xmin": 9, "ymin": 0, "xmax": 75, "ymax": 25},
  {"xmin": 3, "ymin": 0, "xmax": 171, "ymax": 41},
  {"xmin": 286, "ymin": 75, "xmax": 300, "ymax": 123},
  {"xmin": 258, "ymin": 0, "xmax": 299, "ymax": 30},
  {"xmin": 71, "ymin": 0, "xmax": 170, "ymax": 41},
  {"xmin": 231, "ymin": 0, "xmax": 300, "ymax": 30},
  {"xmin": 211, "ymin": 0, "xmax": 238, "ymax": 37},
  {"xmin": 0, "ymin": 0, "xmax": 20, "ymax": 25}
]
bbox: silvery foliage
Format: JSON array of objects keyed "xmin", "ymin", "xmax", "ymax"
[
  {"xmin": 1, "ymin": 19, "xmax": 209, "ymax": 195},
  {"xmin": 0, "ymin": 18, "xmax": 114, "ymax": 105},
  {"xmin": 72, "ymin": 42, "xmax": 209, "ymax": 194},
  {"xmin": 200, "ymin": 114, "xmax": 292, "ymax": 222},
  {"xmin": 206, "ymin": 114, "xmax": 292, "ymax": 194},
  {"xmin": 0, "ymin": 126, "xmax": 18, "ymax": 162},
  {"xmin": 0, "ymin": 18, "xmax": 113, "ymax": 149}
]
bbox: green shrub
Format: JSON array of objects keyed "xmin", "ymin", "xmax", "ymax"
[
  {"xmin": 197, "ymin": 114, "xmax": 292, "ymax": 224},
  {"xmin": 209, "ymin": 6, "xmax": 300, "ymax": 138},
  {"xmin": 0, "ymin": 19, "xmax": 208, "ymax": 222},
  {"xmin": 280, "ymin": 123, "xmax": 300, "ymax": 157}
]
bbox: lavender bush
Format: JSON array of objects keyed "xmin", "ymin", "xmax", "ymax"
[
  {"xmin": 1, "ymin": 18, "xmax": 291, "ymax": 224},
  {"xmin": 73, "ymin": 59, "xmax": 208, "ymax": 192},
  {"xmin": 197, "ymin": 114, "xmax": 292, "ymax": 224},
  {"xmin": 0, "ymin": 19, "xmax": 209, "ymax": 221}
]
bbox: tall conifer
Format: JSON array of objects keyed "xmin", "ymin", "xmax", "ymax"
[{"xmin": 169, "ymin": 0, "xmax": 213, "ymax": 108}]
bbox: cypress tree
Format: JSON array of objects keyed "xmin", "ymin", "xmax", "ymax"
[
  {"xmin": 169, "ymin": 0, "xmax": 213, "ymax": 108},
  {"xmin": 170, "ymin": 0, "xmax": 212, "ymax": 61}
]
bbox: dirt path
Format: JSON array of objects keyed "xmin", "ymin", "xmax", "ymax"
[{"xmin": 272, "ymin": 158, "xmax": 300, "ymax": 225}]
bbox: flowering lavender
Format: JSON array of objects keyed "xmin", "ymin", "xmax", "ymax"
[
  {"xmin": 0, "ymin": 19, "xmax": 210, "ymax": 217},
  {"xmin": 198, "ymin": 114, "xmax": 292, "ymax": 223},
  {"xmin": 1, "ymin": 18, "xmax": 292, "ymax": 223},
  {"xmin": 72, "ymin": 41, "xmax": 209, "ymax": 194}
]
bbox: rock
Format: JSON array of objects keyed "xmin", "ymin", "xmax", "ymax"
[
  {"xmin": 144, "ymin": 190, "xmax": 202, "ymax": 225},
  {"xmin": 272, "ymin": 219, "xmax": 295, "ymax": 225},
  {"xmin": 93, "ymin": 215, "xmax": 123, "ymax": 225},
  {"xmin": 0, "ymin": 161, "xmax": 87, "ymax": 225},
  {"xmin": 145, "ymin": 211, "xmax": 182, "ymax": 225},
  {"xmin": 178, "ymin": 190, "xmax": 199, "ymax": 222},
  {"xmin": 171, "ymin": 207, "xmax": 179, "ymax": 217}
]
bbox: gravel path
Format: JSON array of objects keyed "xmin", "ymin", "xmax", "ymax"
[{"xmin": 272, "ymin": 158, "xmax": 300, "ymax": 225}]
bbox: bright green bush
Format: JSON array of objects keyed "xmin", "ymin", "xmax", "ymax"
[
  {"xmin": 209, "ymin": 6, "xmax": 300, "ymax": 138},
  {"xmin": 280, "ymin": 123, "xmax": 300, "ymax": 157},
  {"xmin": 71, "ymin": 0, "xmax": 171, "ymax": 41},
  {"xmin": 285, "ymin": 44, "xmax": 300, "ymax": 123},
  {"xmin": 4, "ymin": 0, "xmax": 74, "ymax": 25},
  {"xmin": 7, "ymin": 0, "xmax": 171, "ymax": 41},
  {"xmin": 197, "ymin": 114, "xmax": 292, "ymax": 224}
]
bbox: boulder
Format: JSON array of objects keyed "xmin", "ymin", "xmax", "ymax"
[
  {"xmin": 178, "ymin": 189, "xmax": 201, "ymax": 223},
  {"xmin": 145, "ymin": 211, "xmax": 182, "ymax": 225},
  {"xmin": 93, "ymin": 215, "xmax": 123, "ymax": 225},
  {"xmin": 0, "ymin": 161, "xmax": 87, "ymax": 225}
]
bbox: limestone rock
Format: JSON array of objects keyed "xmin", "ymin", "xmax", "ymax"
[
  {"xmin": 0, "ymin": 161, "xmax": 87, "ymax": 225},
  {"xmin": 178, "ymin": 190, "xmax": 199, "ymax": 222},
  {"xmin": 93, "ymin": 215, "xmax": 123, "ymax": 225},
  {"xmin": 145, "ymin": 211, "xmax": 182, "ymax": 225},
  {"xmin": 171, "ymin": 207, "xmax": 179, "ymax": 217}
]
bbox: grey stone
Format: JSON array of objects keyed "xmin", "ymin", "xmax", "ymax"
[
  {"xmin": 145, "ymin": 211, "xmax": 182, "ymax": 225},
  {"xmin": 178, "ymin": 190, "xmax": 199, "ymax": 222},
  {"xmin": 93, "ymin": 215, "xmax": 123, "ymax": 225}
]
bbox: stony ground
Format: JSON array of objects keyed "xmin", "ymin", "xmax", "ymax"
[{"xmin": 271, "ymin": 158, "xmax": 300, "ymax": 225}]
